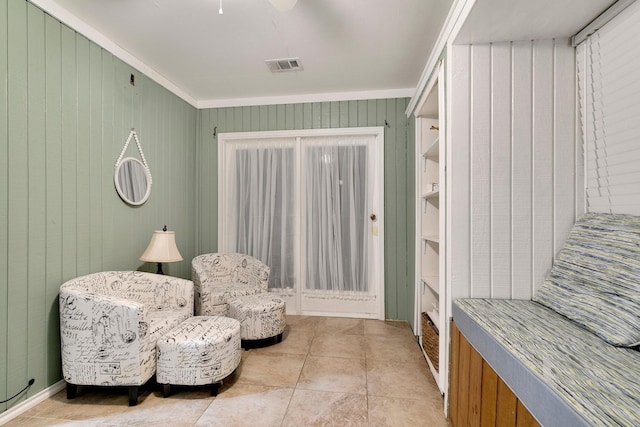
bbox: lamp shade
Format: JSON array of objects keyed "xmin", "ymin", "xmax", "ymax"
[{"xmin": 140, "ymin": 229, "xmax": 183, "ymax": 263}]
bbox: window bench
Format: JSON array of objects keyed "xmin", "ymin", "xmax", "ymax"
[{"xmin": 448, "ymin": 213, "xmax": 640, "ymax": 427}]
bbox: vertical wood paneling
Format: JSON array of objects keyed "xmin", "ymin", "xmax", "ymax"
[
  {"xmin": 0, "ymin": 0, "xmax": 9, "ymax": 408},
  {"xmin": 197, "ymin": 97, "xmax": 414, "ymax": 324},
  {"xmin": 394, "ymin": 98, "xmax": 410, "ymax": 321},
  {"xmin": 390, "ymin": 98, "xmax": 403, "ymax": 320},
  {"xmin": 450, "ymin": 39, "xmax": 578, "ymax": 301},
  {"xmin": 0, "ymin": 1, "xmax": 197, "ymax": 406},
  {"xmin": 449, "ymin": 324, "xmax": 541, "ymax": 427},
  {"xmin": 384, "ymin": 100, "xmax": 398, "ymax": 319},
  {"xmin": 61, "ymin": 25, "xmax": 78, "ymax": 281},
  {"xmin": 186, "ymin": 104, "xmax": 197, "ymax": 266},
  {"xmin": 511, "ymin": 41, "xmax": 534, "ymax": 299},
  {"xmin": 321, "ymin": 102, "xmax": 330, "ymax": 128},
  {"xmin": 480, "ymin": 360, "xmax": 498, "ymax": 425},
  {"xmin": 450, "ymin": 45, "xmax": 472, "ymax": 301},
  {"xmin": 468, "ymin": 345, "xmax": 483, "ymax": 426},
  {"xmin": 330, "ymin": 101, "xmax": 339, "ymax": 127},
  {"xmin": 496, "ymin": 378, "xmax": 518, "ymax": 426},
  {"xmin": 26, "ymin": 2, "xmax": 47, "ymax": 397},
  {"xmin": 210, "ymin": 109, "xmax": 219, "ymax": 254},
  {"xmin": 248, "ymin": 105, "xmax": 257, "ymax": 131},
  {"xmin": 575, "ymin": 46, "xmax": 586, "ymax": 220},
  {"xmin": 532, "ymin": 40, "xmax": 555, "ymax": 290},
  {"xmin": 294, "ymin": 104, "xmax": 303, "ymax": 129},
  {"xmin": 553, "ymin": 42, "xmax": 579, "ymax": 262},
  {"xmin": 76, "ymin": 35, "xmax": 91, "ymax": 277},
  {"xmin": 367, "ymin": 100, "xmax": 376, "ymax": 127},
  {"xmin": 242, "ymin": 106, "xmax": 251, "ymax": 130},
  {"xmin": 302, "ymin": 103, "xmax": 311, "ymax": 128},
  {"xmin": 7, "ymin": 0, "xmax": 29, "ymax": 404},
  {"xmin": 458, "ymin": 336, "xmax": 471, "ymax": 427},
  {"xmin": 44, "ymin": 14, "xmax": 63, "ymax": 385},
  {"xmin": 113, "ymin": 52, "xmax": 134, "ymax": 261},
  {"xmin": 449, "ymin": 322, "xmax": 461, "ymax": 426},
  {"xmin": 89, "ymin": 42, "xmax": 103, "ymax": 274},
  {"xmin": 348, "ymin": 101, "xmax": 358, "ymax": 127},
  {"xmin": 491, "ymin": 43, "xmax": 512, "ymax": 298},
  {"xmin": 357, "ymin": 100, "xmax": 367, "ymax": 124},
  {"xmin": 285, "ymin": 104, "xmax": 294, "ymax": 130},
  {"xmin": 470, "ymin": 44, "xmax": 492, "ymax": 298},
  {"xmin": 201, "ymin": 110, "xmax": 214, "ymax": 253},
  {"xmin": 405, "ymin": 103, "xmax": 416, "ymax": 321},
  {"xmin": 99, "ymin": 52, "xmax": 114, "ymax": 270},
  {"xmin": 269, "ymin": 105, "xmax": 278, "ymax": 130},
  {"xmin": 339, "ymin": 101, "xmax": 348, "ymax": 127},
  {"xmin": 516, "ymin": 401, "xmax": 539, "ymax": 427}
]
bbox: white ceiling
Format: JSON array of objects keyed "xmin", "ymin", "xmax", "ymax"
[
  {"xmin": 33, "ymin": 0, "xmax": 619, "ymax": 109},
  {"xmin": 37, "ymin": 0, "xmax": 454, "ymax": 107}
]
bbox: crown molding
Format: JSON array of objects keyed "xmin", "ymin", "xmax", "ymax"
[{"xmin": 197, "ymin": 88, "xmax": 416, "ymax": 109}]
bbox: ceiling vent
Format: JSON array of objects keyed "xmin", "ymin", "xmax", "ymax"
[{"xmin": 265, "ymin": 57, "xmax": 303, "ymax": 73}]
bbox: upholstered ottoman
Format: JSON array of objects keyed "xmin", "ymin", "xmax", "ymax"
[
  {"xmin": 228, "ymin": 293, "xmax": 286, "ymax": 344},
  {"xmin": 156, "ymin": 316, "xmax": 241, "ymax": 396}
]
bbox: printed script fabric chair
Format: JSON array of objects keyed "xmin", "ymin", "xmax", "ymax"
[
  {"xmin": 192, "ymin": 253, "xmax": 270, "ymax": 316},
  {"xmin": 59, "ymin": 271, "xmax": 194, "ymax": 406}
]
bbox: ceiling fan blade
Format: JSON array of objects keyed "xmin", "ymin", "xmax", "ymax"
[{"xmin": 269, "ymin": 0, "xmax": 298, "ymax": 12}]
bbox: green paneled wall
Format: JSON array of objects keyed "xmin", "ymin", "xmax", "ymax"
[
  {"xmin": 197, "ymin": 100, "xmax": 416, "ymax": 325},
  {"xmin": 0, "ymin": 0, "xmax": 197, "ymax": 410}
]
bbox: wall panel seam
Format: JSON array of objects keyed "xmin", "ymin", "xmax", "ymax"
[
  {"xmin": 529, "ymin": 40, "xmax": 535, "ymax": 297},
  {"xmin": 469, "ymin": 45, "xmax": 474, "ymax": 297},
  {"xmin": 489, "ymin": 43, "xmax": 494, "ymax": 298},
  {"xmin": 509, "ymin": 41, "xmax": 515, "ymax": 299},
  {"xmin": 552, "ymin": 39, "xmax": 557, "ymax": 261},
  {"xmin": 2, "ymin": 0, "xmax": 8, "ymax": 403}
]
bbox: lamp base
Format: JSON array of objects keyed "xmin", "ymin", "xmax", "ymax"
[{"xmin": 156, "ymin": 262, "xmax": 164, "ymax": 275}]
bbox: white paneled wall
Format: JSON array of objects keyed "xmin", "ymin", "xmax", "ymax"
[{"xmin": 448, "ymin": 39, "xmax": 583, "ymax": 302}]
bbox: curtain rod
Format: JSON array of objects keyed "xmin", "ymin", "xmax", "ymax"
[{"xmin": 572, "ymin": 0, "xmax": 636, "ymax": 46}]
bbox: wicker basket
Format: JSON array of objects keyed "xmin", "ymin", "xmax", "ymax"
[{"xmin": 421, "ymin": 312, "xmax": 439, "ymax": 372}]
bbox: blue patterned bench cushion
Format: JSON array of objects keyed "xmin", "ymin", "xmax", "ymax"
[
  {"xmin": 454, "ymin": 299, "xmax": 640, "ymax": 427},
  {"xmin": 533, "ymin": 212, "xmax": 640, "ymax": 347}
]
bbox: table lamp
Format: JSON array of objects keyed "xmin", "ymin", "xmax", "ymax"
[{"xmin": 140, "ymin": 225, "xmax": 183, "ymax": 274}]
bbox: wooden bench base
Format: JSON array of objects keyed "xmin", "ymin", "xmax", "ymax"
[{"xmin": 449, "ymin": 321, "xmax": 539, "ymax": 427}]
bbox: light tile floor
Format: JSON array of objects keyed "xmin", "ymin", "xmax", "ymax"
[{"xmin": 5, "ymin": 316, "xmax": 450, "ymax": 427}]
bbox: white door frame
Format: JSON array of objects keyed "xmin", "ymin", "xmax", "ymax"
[{"xmin": 218, "ymin": 127, "xmax": 385, "ymax": 319}]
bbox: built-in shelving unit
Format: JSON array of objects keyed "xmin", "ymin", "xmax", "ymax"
[{"xmin": 415, "ymin": 63, "xmax": 447, "ymax": 394}]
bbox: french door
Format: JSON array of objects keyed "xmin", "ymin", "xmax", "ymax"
[{"xmin": 218, "ymin": 128, "xmax": 384, "ymax": 319}]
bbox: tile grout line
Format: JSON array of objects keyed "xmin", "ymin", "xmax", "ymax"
[
  {"xmin": 365, "ymin": 346, "xmax": 370, "ymax": 426},
  {"xmin": 279, "ymin": 318, "xmax": 317, "ymax": 427}
]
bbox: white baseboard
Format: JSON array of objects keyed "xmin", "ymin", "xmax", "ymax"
[{"xmin": 0, "ymin": 380, "xmax": 65, "ymax": 425}]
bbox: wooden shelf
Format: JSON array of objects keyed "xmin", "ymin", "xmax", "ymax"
[
  {"xmin": 422, "ymin": 275, "xmax": 440, "ymax": 294},
  {"xmin": 421, "ymin": 189, "xmax": 440, "ymax": 199},
  {"xmin": 423, "ymin": 137, "xmax": 439, "ymax": 159},
  {"xmin": 422, "ymin": 235, "xmax": 439, "ymax": 244}
]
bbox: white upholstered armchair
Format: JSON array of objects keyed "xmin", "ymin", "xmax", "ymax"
[
  {"xmin": 192, "ymin": 253, "xmax": 270, "ymax": 316},
  {"xmin": 59, "ymin": 271, "xmax": 194, "ymax": 406}
]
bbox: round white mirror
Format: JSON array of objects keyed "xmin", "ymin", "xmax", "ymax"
[{"xmin": 114, "ymin": 157, "xmax": 152, "ymax": 205}]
